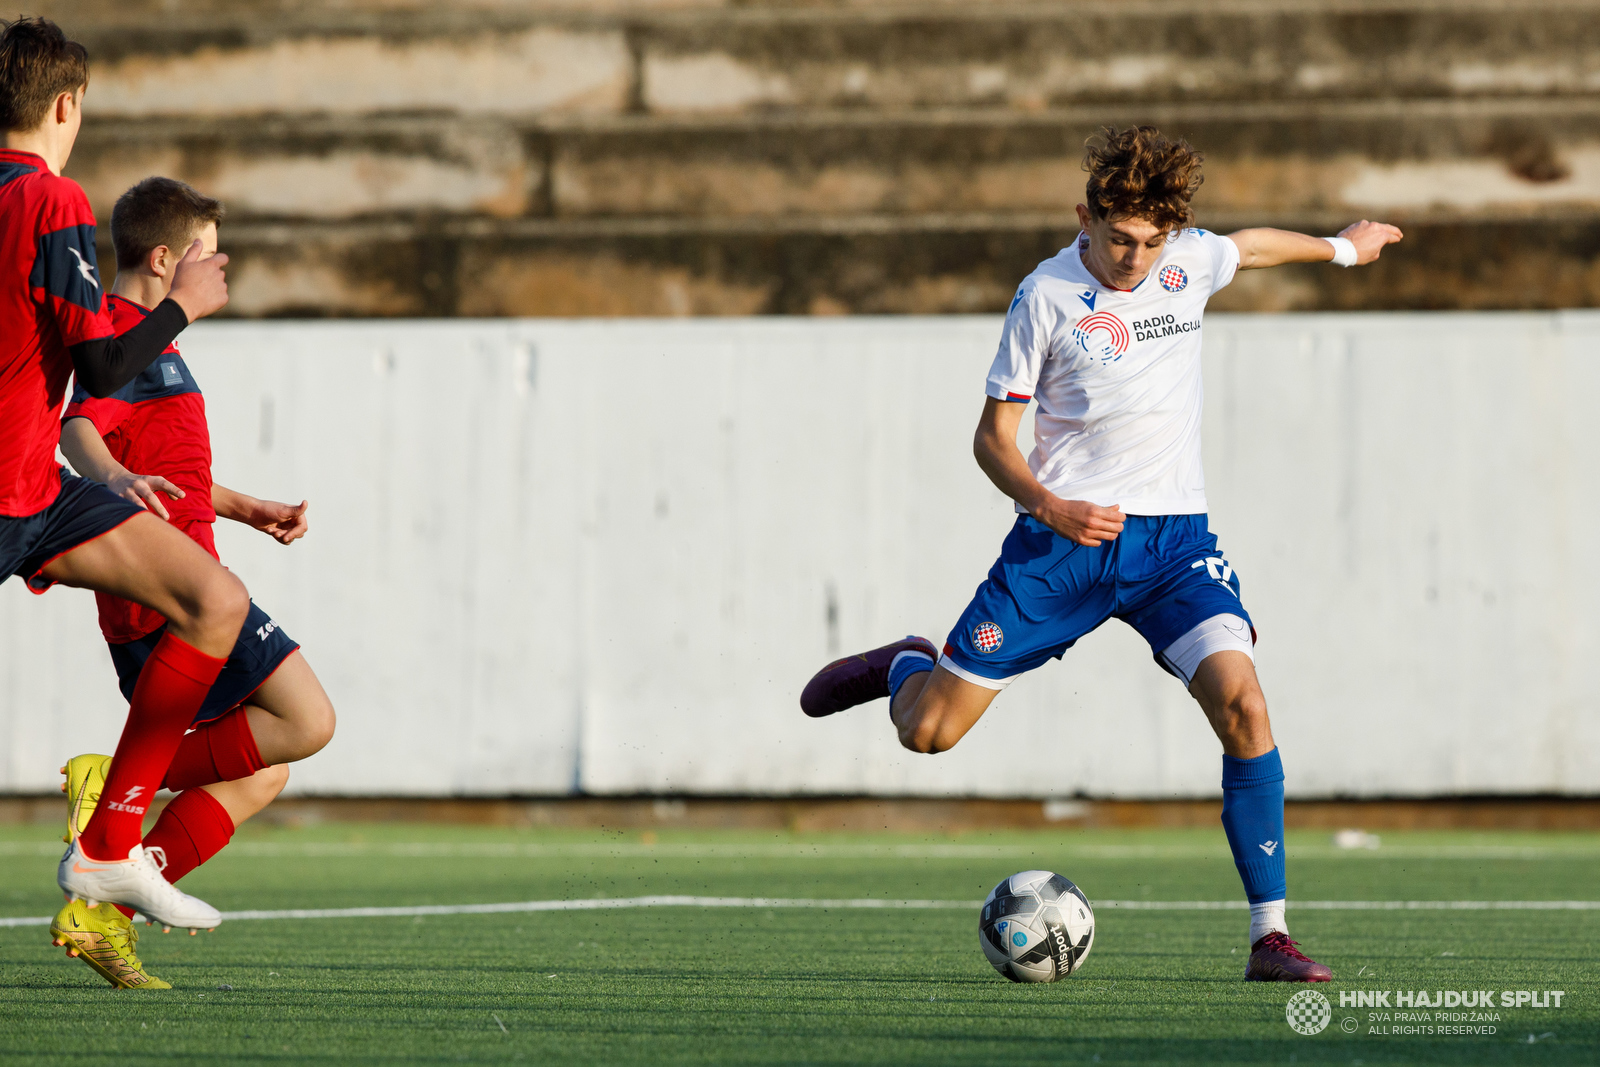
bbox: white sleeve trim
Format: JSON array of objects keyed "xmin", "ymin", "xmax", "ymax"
[{"xmin": 938, "ymin": 653, "xmax": 1017, "ymax": 691}]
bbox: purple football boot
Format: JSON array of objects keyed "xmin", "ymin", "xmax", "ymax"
[
  {"xmin": 1245, "ymin": 932, "xmax": 1332, "ymax": 982},
  {"xmin": 799, "ymin": 636, "xmax": 939, "ymax": 718}
]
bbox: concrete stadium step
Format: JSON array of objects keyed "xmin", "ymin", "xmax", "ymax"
[
  {"xmin": 71, "ymin": 98, "xmax": 1600, "ymax": 224},
  {"xmin": 42, "ymin": 1, "xmax": 1600, "ymax": 118},
  {"xmin": 145, "ymin": 215, "xmax": 1600, "ymax": 317},
  {"xmin": 40, "ymin": 0, "xmax": 1600, "ymax": 315}
]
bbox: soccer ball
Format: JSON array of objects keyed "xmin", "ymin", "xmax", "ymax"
[{"xmin": 978, "ymin": 869, "xmax": 1095, "ymax": 983}]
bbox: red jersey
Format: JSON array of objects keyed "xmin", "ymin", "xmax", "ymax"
[
  {"xmin": 0, "ymin": 149, "xmax": 119, "ymax": 516},
  {"xmin": 63, "ymin": 294, "xmax": 217, "ymax": 643}
]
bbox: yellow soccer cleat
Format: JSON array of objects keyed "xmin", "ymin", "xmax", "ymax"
[
  {"xmin": 49, "ymin": 898, "xmax": 169, "ymax": 989},
  {"xmin": 60, "ymin": 753, "xmax": 111, "ymax": 844}
]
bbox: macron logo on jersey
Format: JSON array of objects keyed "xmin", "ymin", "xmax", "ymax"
[{"xmin": 1078, "ymin": 290, "xmax": 1097, "ymax": 311}]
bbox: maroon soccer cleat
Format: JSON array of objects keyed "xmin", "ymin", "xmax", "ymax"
[
  {"xmin": 1245, "ymin": 932, "xmax": 1332, "ymax": 982},
  {"xmin": 799, "ymin": 636, "xmax": 938, "ymax": 718}
]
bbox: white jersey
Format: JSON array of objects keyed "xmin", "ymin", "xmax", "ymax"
[{"xmin": 985, "ymin": 227, "xmax": 1240, "ymax": 516}]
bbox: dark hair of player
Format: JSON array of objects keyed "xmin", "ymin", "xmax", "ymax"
[
  {"xmin": 1082, "ymin": 126, "xmax": 1204, "ymax": 233},
  {"xmin": 112, "ymin": 177, "xmax": 226, "ymax": 270},
  {"xmin": 0, "ymin": 17, "xmax": 88, "ymax": 133}
]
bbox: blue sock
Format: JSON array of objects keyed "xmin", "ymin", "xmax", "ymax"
[
  {"xmin": 887, "ymin": 651, "xmax": 934, "ymax": 703},
  {"xmin": 1220, "ymin": 748, "xmax": 1287, "ymax": 905}
]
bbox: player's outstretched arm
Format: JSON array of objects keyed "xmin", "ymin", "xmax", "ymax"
[
  {"xmin": 1228, "ymin": 220, "xmax": 1403, "ymax": 271},
  {"xmin": 59, "ymin": 417, "xmax": 184, "ymax": 521},
  {"xmin": 214, "ymin": 484, "xmax": 309, "ymax": 545},
  {"xmin": 973, "ymin": 398, "xmax": 1125, "ymax": 547}
]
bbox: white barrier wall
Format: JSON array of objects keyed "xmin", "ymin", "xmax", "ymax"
[{"xmin": 2, "ymin": 313, "xmax": 1597, "ymax": 798}]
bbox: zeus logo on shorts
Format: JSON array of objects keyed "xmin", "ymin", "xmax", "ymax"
[
  {"xmin": 256, "ymin": 618, "xmax": 280, "ymax": 641},
  {"xmin": 972, "ymin": 621, "xmax": 1004, "ymax": 653}
]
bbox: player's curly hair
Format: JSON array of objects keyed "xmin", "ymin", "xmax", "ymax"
[
  {"xmin": 0, "ymin": 18, "xmax": 88, "ymax": 133},
  {"xmin": 1083, "ymin": 126, "xmax": 1204, "ymax": 232}
]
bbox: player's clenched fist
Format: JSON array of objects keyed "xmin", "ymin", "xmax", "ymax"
[
  {"xmin": 1035, "ymin": 498, "xmax": 1126, "ymax": 548},
  {"xmin": 167, "ymin": 239, "xmax": 229, "ymax": 322},
  {"xmin": 250, "ymin": 498, "xmax": 309, "ymax": 545}
]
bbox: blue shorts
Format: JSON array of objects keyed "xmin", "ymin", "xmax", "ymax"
[
  {"xmin": 0, "ymin": 469, "xmax": 143, "ymax": 592},
  {"xmin": 944, "ymin": 514, "xmax": 1253, "ymax": 684},
  {"xmin": 109, "ymin": 601, "xmax": 300, "ymax": 726}
]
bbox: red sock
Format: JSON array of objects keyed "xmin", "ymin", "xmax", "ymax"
[
  {"xmin": 162, "ymin": 707, "xmax": 266, "ymax": 792},
  {"xmin": 79, "ymin": 634, "xmax": 226, "ymax": 861},
  {"xmin": 112, "ymin": 788, "xmax": 235, "ymax": 918}
]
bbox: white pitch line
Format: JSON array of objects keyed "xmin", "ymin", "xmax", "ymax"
[
  {"xmin": 3, "ymin": 896, "xmax": 1598, "ymax": 928},
  {"xmin": 2, "ymin": 841, "xmax": 1596, "ymax": 860}
]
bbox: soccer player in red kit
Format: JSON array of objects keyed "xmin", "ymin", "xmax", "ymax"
[
  {"xmin": 0, "ymin": 18, "xmax": 239, "ymax": 950},
  {"xmin": 53, "ymin": 177, "xmax": 335, "ymax": 988}
]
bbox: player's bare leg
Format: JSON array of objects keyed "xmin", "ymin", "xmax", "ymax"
[
  {"xmin": 42, "ymin": 510, "xmax": 246, "ymax": 658},
  {"xmin": 234, "ymin": 651, "xmax": 336, "ymax": 765},
  {"xmin": 201, "ymin": 763, "xmax": 290, "ymax": 827},
  {"xmin": 890, "ymin": 666, "xmax": 1000, "ymax": 754},
  {"xmin": 1190, "ymin": 650, "xmax": 1329, "ymax": 982},
  {"xmin": 1188, "ymin": 651, "xmax": 1274, "ymax": 758}
]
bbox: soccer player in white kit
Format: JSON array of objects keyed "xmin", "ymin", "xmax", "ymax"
[{"xmin": 801, "ymin": 126, "xmax": 1402, "ymax": 982}]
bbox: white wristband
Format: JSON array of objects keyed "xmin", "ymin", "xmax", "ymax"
[{"xmin": 1324, "ymin": 236, "xmax": 1358, "ymax": 267}]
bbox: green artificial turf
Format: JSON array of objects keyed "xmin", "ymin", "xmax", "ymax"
[{"xmin": 0, "ymin": 823, "xmax": 1594, "ymax": 1065}]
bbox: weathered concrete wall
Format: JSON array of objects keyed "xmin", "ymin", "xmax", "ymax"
[
  {"xmin": 1, "ymin": 313, "xmax": 1597, "ymax": 799},
  {"xmin": 37, "ymin": 1, "xmax": 1600, "ymax": 315}
]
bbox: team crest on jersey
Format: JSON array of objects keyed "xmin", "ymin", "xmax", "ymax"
[
  {"xmin": 972, "ymin": 622, "xmax": 1004, "ymax": 654},
  {"xmin": 1071, "ymin": 311, "xmax": 1131, "ymax": 364},
  {"xmin": 1159, "ymin": 265, "xmax": 1188, "ymax": 292}
]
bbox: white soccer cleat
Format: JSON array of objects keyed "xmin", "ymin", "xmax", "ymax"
[{"xmin": 56, "ymin": 839, "xmax": 222, "ymax": 931}]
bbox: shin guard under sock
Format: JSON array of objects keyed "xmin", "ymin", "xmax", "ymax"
[
  {"xmin": 1220, "ymin": 747, "xmax": 1287, "ymax": 905},
  {"xmin": 114, "ymin": 788, "xmax": 236, "ymax": 918},
  {"xmin": 162, "ymin": 707, "xmax": 267, "ymax": 792},
  {"xmin": 79, "ymin": 634, "xmax": 227, "ymax": 861}
]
